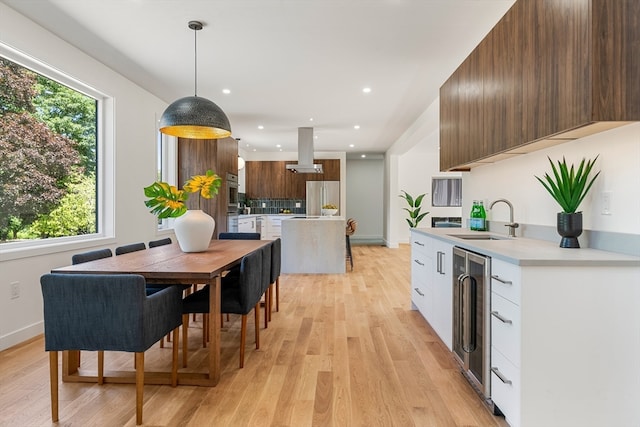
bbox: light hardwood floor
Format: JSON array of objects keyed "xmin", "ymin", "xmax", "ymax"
[{"xmin": 0, "ymin": 244, "xmax": 508, "ymax": 427}]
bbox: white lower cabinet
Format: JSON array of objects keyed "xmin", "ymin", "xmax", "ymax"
[
  {"xmin": 410, "ymin": 230, "xmax": 453, "ymax": 350},
  {"xmin": 489, "ymin": 258, "xmax": 640, "ymax": 427}
]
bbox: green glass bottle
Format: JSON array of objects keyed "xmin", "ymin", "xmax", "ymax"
[
  {"xmin": 478, "ymin": 201, "xmax": 487, "ymax": 231},
  {"xmin": 470, "ymin": 200, "xmax": 479, "ymax": 231}
]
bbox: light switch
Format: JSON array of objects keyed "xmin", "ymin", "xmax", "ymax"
[{"xmin": 602, "ymin": 191, "xmax": 612, "ymax": 215}]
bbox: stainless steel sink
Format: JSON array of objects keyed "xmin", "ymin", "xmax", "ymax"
[{"xmin": 447, "ymin": 234, "xmax": 511, "ymax": 241}]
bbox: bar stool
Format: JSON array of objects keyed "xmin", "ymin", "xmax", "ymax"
[{"xmin": 345, "ymin": 218, "xmax": 357, "ymax": 271}]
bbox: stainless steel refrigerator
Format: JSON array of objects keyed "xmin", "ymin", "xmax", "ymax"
[{"xmin": 306, "ymin": 181, "xmax": 340, "ymax": 216}]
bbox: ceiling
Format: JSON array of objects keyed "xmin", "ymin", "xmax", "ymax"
[{"xmin": 2, "ymin": 0, "xmax": 514, "ymax": 155}]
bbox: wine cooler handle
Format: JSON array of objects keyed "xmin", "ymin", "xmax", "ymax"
[{"xmin": 457, "ymin": 273, "xmax": 467, "ymax": 353}]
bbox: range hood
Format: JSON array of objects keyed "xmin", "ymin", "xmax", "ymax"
[{"xmin": 286, "ymin": 127, "xmax": 323, "ymax": 174}]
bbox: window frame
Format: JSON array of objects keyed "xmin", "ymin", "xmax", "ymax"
[{"xmin": 0, "ymin": 43, "xmax": 115, "ymax": 260}]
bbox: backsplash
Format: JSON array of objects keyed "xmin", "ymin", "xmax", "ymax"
[{"xmin": 239, "ymin": 194, "xmax": 306, "ymax": 215}]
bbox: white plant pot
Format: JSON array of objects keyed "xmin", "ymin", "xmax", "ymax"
[{"xmin": 174, "ymin": 210, "xmax": 215, "ymax": 252}]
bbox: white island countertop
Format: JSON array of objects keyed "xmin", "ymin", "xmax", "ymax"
[
  {"xmin": 412, "ymin": 227, "xmax": 640, "ymax": 267},
  {"xmin": 281, "ymin": 216, "xmax": 346, "ymax": 273}
]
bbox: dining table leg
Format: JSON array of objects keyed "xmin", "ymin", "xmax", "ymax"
[{"xmin": 208, "ymin": 275, "xmax": 221, "ymax": 385}]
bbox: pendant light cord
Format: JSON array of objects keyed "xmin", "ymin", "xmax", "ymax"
[{"xmin": 193, "ymin": 25, "xmax": 198, "ymax": 97}]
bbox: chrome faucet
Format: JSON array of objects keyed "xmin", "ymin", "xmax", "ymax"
[{"xmin": 489, "ymin": 198, "xmax": 519, "ymax": 237}]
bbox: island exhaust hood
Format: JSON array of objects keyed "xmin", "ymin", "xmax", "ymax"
[{"xmin": 286, "ymin": 127, "xmax": 323, "ymax": 174}]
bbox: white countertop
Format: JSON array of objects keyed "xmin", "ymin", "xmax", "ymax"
[{"xmin": 412, "ymin": 227, "xmax": 640, "ymax": 267}]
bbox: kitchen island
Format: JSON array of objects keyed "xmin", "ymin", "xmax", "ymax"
[{"xmin": 281, "ymin": 216, "xmax": 346, "ymax": 274}]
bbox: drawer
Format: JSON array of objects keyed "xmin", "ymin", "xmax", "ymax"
[
  {"xmin": 491, "ymin": 258, "xmax": 521, "ymax": 305},
  {"xmin": 411, "ymin": 234, "xmax": 432, "ymax": 254},
  {"xmin": 491, "ymin": 292, "xmax": 520, "ymax": 366},
  {"xmin": 412, "ymin": 281, "xmax": 433, "ymax": 318},
  {"xmin": 491, "ymin": 347, "xmax": 520, "ymax": 427}
]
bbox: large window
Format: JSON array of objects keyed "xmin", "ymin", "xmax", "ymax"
[{"xmin": 0, "ymin": 54, "xmax": 99, "ymax": 244}]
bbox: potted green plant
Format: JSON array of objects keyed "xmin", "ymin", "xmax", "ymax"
[
  {"xmin": 399, "ymin": 190, "xmax": 429, "ymax": 228},
  {"xmin": 535, "ymin": 155, "xmax": 600, "ymax": 248},
  {"xmin": 144, "ymin": 170, "xmax": 222, "ymax": 252}
]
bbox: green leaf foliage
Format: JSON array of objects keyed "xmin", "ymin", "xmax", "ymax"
[
  {"xmin": 143, "ymin": 182, "xmax": 188, "ymax": 219},
  {"xmin": 535, "ymin": 156, "xmax": 600, "ymax": 213},
  {"xmin": 399, "ymin": 190, "xmax": 429, "ymax": 228}
]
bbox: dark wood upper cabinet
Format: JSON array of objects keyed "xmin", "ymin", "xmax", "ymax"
[
  {"xmin": 440, "ymin": 0, "xmax": 640, "ymax": 171},
  {"xmin": 246, "ymin": 159, "xmax": 340, "ymax": 199}
]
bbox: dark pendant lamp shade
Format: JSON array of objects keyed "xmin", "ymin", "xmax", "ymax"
[
  {"xmin": 159, "ymin": 95, "xmax": 231, "ymax": 139},
  {"xmin": 159, "ymin": 20, "xmax": 232, "ymax": 140}
]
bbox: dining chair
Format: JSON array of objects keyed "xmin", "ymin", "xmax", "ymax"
[
  {"xmin": 115, "ymin": 242, "xmax": 146, "ymax": 255},
  {"xmin": 70, "ymin": 248, "xmax": 114, "ymax": 368},
  {"xmin": 72, "ymin": 248, "xmax": 113, "ymax": 265},
  {"xmin": 148, "ymin": 237, "xmax": 172, "ymax": 248},
  {"xmin": 40, "ymin": 273, "xmax": 182, "ymax": 425},
  {"xmin": 219, "ymin": 232, "xmax": 261, "ymax": 240},
  {"xmin": 269, "ymin": 238, "xmax": 282, "ymax": 315},
  {"xmin": 181, "ymin": 249, "xmax": 263, "ymax": 368}
]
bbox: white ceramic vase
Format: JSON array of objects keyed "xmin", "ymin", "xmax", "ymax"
[{"xmin": 174, "ymin": 210, "xmax": 215, "ymax": 252}]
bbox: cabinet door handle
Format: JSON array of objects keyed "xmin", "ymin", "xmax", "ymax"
[
  {"xmin": 414, "ymin": 288, "xmax": 424, "ymax": 297},
  {"xmin": 491, "ymin": 275, "xmax": 512, "ymax": 285},
  {"xmin": 415, "ymin": 241, "xmax": 425, "ymax": 246},
  {"xmin": 491, "ymin": 311, "xmax": 513, "ymax": 324},
  {"xmin": 491, "ymin": 367, "xmax": 512, "ymax": 385},
  {"xmin": 413, "ymin": 259, "xmax": 424, "ymax": 266},
  {"xmin": 437, "ymin": 251, "xmax": 445, "ymax": 274}
]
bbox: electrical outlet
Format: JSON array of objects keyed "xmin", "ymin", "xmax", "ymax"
[
  {"xmin": 602, "ymin": 191, "xmax": 612, "ymax": 215},
  {"xmin": 295, "ymin": 202, "xmax": 301, "ymax": 208},
  {"xmin": 10, "ymin": 281, "xmax": 20, "ymax": 299}
]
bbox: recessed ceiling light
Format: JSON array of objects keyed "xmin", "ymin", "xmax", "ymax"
[
  {"xmin": 253, "ymin": 148, "xmax": 257, "ymax": 152},
  {"xmin": 222, "ymin": 88, "xmax": 231, "ymax": 94},
  {"xmin": 349, "ymin": 144, "xmax": 355, "ymax": 148},
  {"xmin": 309, "ymin": 118, "xmax": 314, "ymax": 122},
  {"xmin": 258, "ymin": 125, "xmax": 264, "ymax": 130},
  {"xmin": 361, "ymin": 154, "xmax": 367, "ymax": 158},
  {"xmin": 276, "ymin": 144, "xmax": 281, "ymax": 148},
  {"xmin": 362, "ymin": 87, "xmax": 371, "ymax": 93},
  {"xmin": 354, "ymin": 125, "xmax": 360, "ymax": 130}
]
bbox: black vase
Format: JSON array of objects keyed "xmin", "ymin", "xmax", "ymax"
[{"xmin": 557, "ymin": 212, "xmax": 583, "ymax": 248}]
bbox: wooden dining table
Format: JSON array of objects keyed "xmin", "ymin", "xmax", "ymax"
[{"xmin": 51, "ymin": 239, "xmax": 271, "ymax": 387}]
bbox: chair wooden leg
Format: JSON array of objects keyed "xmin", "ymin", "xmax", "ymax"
[
  {"xmin": 135, "ymin": 352, "xmax": 144, "ymax": 425},
  {"xmin": 171, "ymin": 327, "xmax": 179, "ymax": 387},
  {"xmin": 98, "ymin": 350, "xmax": 104, "ymax": 385},
  {"xmin": 264, "ymin": 288, "xmax": 269, "ymax": 329},
  {"xmin": 240, "ymin": 314, "xmax": 247, "ymax": 369},
  {"xmin": 254, "ymin": 302, "xmax": 260, "ymax": 350},
  {"xmin": 276, "ymin": 277, "xmax": 280, "ymax": 312},
  {"xmin": 182, "ymin": 314, "xmax": 189, "ymax": 368},
  {"xmin": 49, "ymin": 351, "xmax": 59, "ymax": 422},
  {"xmin": 268, "ymin": 284, "xmax": 273, "ymax": 321}
]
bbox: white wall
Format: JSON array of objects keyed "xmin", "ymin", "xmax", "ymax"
[
  {"xmin": 465, "ymin": 122, "xmax": 640, "ymax": 234},
  {"xmin": 0, "ymin": 4, "xmax": 169, "ymax": 350},
  {"xmin": 345, "ymin": 158, "xmax": 384, "ymax": 242}
]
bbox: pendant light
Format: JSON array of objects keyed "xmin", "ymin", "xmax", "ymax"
[{"xmin": 159, "ymin": 21, "xmax": 231, "ymax": 139}]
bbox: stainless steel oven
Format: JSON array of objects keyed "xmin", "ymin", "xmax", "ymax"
[
  {"xmin": 226, "ymin": 173, "xmax": 238, "ymax": 210},
  {"xmin": 452, "ymin": 246, "xmax": 491, "ymax": 403}
]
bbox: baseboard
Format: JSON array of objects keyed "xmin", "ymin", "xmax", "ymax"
[{"xmin": 0, "ymin": 321, "xmax": 43, "ymax": 351}]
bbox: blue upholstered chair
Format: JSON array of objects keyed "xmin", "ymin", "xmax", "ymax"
[
  {"xmin": 218, "ymin": 232, "xmax": 261, "ymax": 240},
  {"xmin": 148, "ymin": 237, "xmax": 172, "ymax": 248},
  {"xmin": 72, "ymin": 248, "xmax": 113, "ymax": 265},
  {"xmin": 270, "ymin": 238, "xmax": 282, "ymax": 314},
  {"xmin": 40, "ymin": 273, "xmax": 182, "ymax": 425},
  {"xmin": 181, "ymin": 250, "xmax": 263, "ymax": 368},
  {"xmin": 70, "ymin": 248, "xmax": 114, "ymax": 368},
  {"xmin": 115, "ymin": 242, "xmax": 146, "ymax": 255}
]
